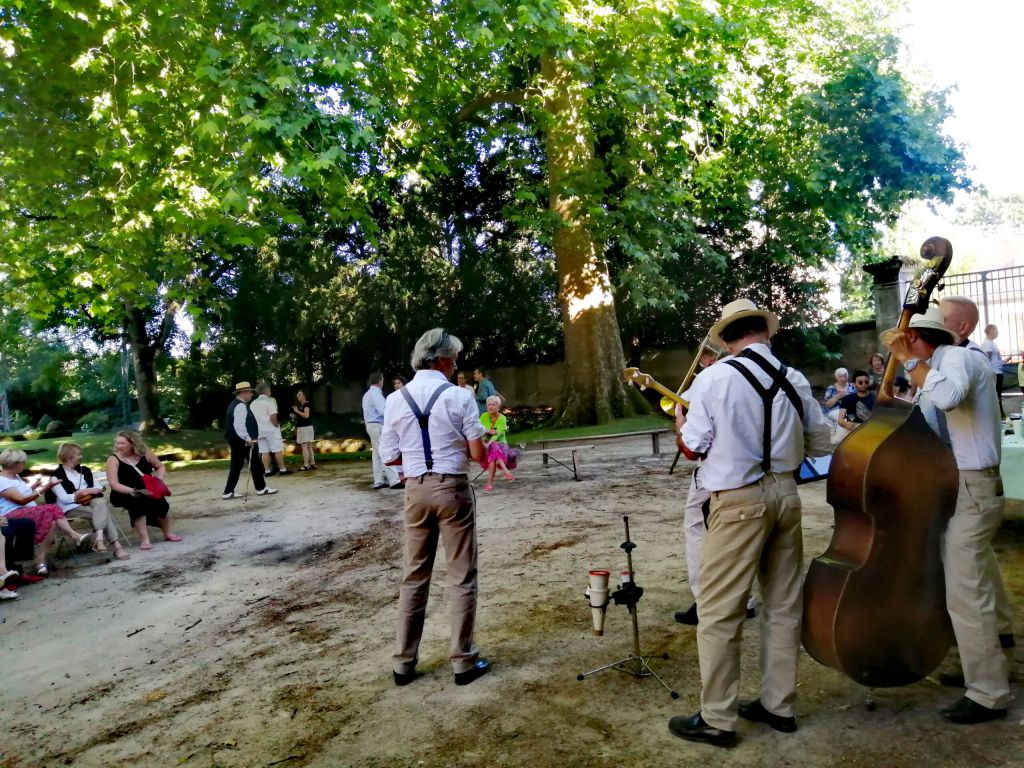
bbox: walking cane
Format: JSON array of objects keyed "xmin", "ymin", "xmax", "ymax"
[{"xmin": 242, "ymin": 442, "xmax": 253, "ymax": 505}]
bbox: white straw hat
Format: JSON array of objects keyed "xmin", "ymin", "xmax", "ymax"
[
  {"xmin": 709, "ymin": 298, "xmax": 780, "ymax": 347},
  {"xmin": 885, "ymin": 307, "xmax": 959, "ymax": 346}
]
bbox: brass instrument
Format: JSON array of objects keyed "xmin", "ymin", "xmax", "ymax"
[{"xmin": 623, "ymin": 331, "xmax": 723, "ymax": 417}]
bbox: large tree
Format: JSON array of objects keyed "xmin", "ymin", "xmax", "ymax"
[{"xmin": 0, "ymin": 1, "xmax": 376, "ymax": 430}]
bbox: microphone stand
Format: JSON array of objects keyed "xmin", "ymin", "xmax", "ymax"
[{"xmin": 577, "ymin": 515, "xmax": 679, "ymax": 699}]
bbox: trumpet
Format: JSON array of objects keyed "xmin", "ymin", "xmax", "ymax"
[{"xmin": 656, "ymin": 331, "xmax": 724, "ymax": 416}]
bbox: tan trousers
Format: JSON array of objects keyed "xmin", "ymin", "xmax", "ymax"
[
  {"xmin": 943, "ymin": 471, "xmax": 1010, "ymax": 710},
  {"xmin": 392, "ymin": 473, "xmax": 480, "ymax": 675},
  {"xmin": 697, "ymin": 473, "xmax": 803, "ymax": 731},
  {"xmin": 366, "ymin": 423, "xmax": 399, "ymax": 486},
  {"xmin": 68, "ymin": 497, "xmax": 122, "ymax": 544}
]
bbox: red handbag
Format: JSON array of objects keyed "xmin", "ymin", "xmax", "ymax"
[
  {"xmin": 141, "ymin": 473, "xmax": 172, "ymax": 498},
  {"xmin": 129, "ymin": 461, "xmax": 172, "ymax": 498}
]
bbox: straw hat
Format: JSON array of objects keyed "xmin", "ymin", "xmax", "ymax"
[
  {"xmin": 886, "ymin": 307, "xmax": 959, "ymax": 346},
  {"xmin": 709, "ymin": 298, "xmax": 780, "ymax": 347},
  {"xmin": 233, "ymin": 381, "xmax": 255, "ymax": 393}
]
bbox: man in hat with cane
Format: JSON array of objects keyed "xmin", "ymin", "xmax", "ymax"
[
  {"xmin": 223, "ymin": 381, "xmax": 278, "ymax": 500},
  {"xmin": 668, "ymin": 299, "xmax": 832, "ymax": 748},
  {"xmin": 883, "ymin": 306, "xmax": 1011, "ymax": 724}
]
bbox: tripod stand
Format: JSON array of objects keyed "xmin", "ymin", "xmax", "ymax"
[{"xmin": 577, "ymin": 515, "xmax": 679, "ymax": 699}]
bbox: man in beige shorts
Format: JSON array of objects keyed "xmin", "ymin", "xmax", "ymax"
[{"xmin": 380, "ymin": 328, "xmax": 489, "ymax": 687}]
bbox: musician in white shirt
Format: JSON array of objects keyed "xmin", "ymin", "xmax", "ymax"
[
  {"xmin": 885, "ymin": 306, "xmax": 1011, "ymax": 724},
  {"xmin": 668, "ymin": 299, "xmax": 831, "ymax": 748},
  {"xmin": 380, "ymin": 328, "xmax": 489, "ymax": 688}
]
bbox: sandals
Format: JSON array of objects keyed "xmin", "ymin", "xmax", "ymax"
[
  {"xmin": 165, "ymin": 534, "xmax": 183, "ymax": 542},
  {"xmin": 298, "ymin": 466, "xmax": 312, "ymax": 472},
  {"xmin": 503, "ymin": 473, "xmax": 515, "ymax": 481},
  {"xmin": 36, "ymin": 563, "xmax": 49, "ymax": 576},
  {"xmin": 93, "ymin": 535, "xmax": 108, "ymax": 553},
  {"xmin": 483, "ymin": 484, "xmax": 494, "ymax": 492}
]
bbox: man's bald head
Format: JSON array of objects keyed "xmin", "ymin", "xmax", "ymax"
[{"xmin": 940, "ymin": 296, "xmax": 979, "ymax": 341}]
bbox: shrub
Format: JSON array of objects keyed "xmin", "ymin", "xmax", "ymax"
[{"xmin": 76, "ymin": 410, "xmax": 115, "ymax": 433}]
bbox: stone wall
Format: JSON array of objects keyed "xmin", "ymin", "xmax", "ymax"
[{"xmin": 306, "ymin": 321, "xmax": 888, "ymax": 414}]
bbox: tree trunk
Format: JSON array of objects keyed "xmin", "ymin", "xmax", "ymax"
[
  {"xmin": 540, "ymin": 50, "xmax": 645, "ymax": 426},
  {"xmin": 124, "ymin": 305, "xmax": 176, "ymax": 434}
]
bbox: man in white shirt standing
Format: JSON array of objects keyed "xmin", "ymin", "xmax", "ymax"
[
  {"xmin": 885, "ymin": 306, "xmax": 1011, "ymax": 724},
  {"xmin": 380, "ymin": 328, "xmax": 488, "ymax": 687},
  {"xmin": 668, "ymin": 299, "xmax": 832, "ymax": 748},
  {"xmin": 362, "ymin": 372, "xmax": 401, "ymax": 490},
  {"xmin": 251, "ymin": 383, "xmax": 289, "ymax": 477},
  {"xmin": 980, "ymin": 324, "xmax": 1006, "ymax": 419}
]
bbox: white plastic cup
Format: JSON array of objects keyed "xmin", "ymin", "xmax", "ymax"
[{"xmin": 587, "ymin": 569, "xmax": 610, "ymax": 635}]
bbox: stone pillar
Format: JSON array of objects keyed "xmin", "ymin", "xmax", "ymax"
[{"xmin": 863, "ymin": 257, "xmax": 904, "ymax": 331}]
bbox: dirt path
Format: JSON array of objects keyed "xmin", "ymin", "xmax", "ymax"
[{"xmin": 3, "ymin": 438, "xmax": 1022, "ymax": 768}]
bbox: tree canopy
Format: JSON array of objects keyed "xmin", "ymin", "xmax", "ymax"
[{"xmin": 0, "ymin": 0, "xmax": 968, "ymax": 428}]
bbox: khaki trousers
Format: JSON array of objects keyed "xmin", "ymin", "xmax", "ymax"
[
  {"xmin": 68, "ymin": 497, "xmax": 123, "ymax": 544},
  {"xmin": 682, "ymin": 469, "xmax": 707, "ymax": 601},
  {"xmin": 943, "ymin": 471, "xmax": 1010, "ymax": 710},
  {"xmin": 697, "ymin": 473, "xmax": 803, "ymax": 731},
  {"xmin": 366, "ymin": 423, "xmax": 399, "ymax": 486},
  {"xmin": 393, "ymin": 473, "xmax": 480, "ymax": 675}
]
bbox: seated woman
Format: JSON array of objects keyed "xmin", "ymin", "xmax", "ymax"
[
  {"xmin": 0, "ymin": 448, "xmax": 89, "ymax": 575},
  {"xmin": 106, "ymin": 431, "xmax": 181, "ymax": 551},
  {"xmin": 52, "ymin": 442, "xmax": 130, "ymax": 560},
  {"xmin": 821, "ymin": 367, "xmax": 854, "ymax": 422},
  {"xmin": 479, "ymin": 396, "xmax": 518, "ymax": 492}
]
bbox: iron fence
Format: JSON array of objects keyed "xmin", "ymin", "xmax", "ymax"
[{"xmin": 938, "ymin": 265, "xmax": 1024, "ymax": 362}]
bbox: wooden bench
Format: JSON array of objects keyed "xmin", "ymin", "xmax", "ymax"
[
  {"xmin": 536, "ymin": 444, "xmax": 593, "ymax": 481},
  {"xmin": 538, "ymin": 428, "xmax": 671, "ymax": 459}
]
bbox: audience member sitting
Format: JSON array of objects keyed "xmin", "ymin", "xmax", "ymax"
[
  {"xmin": 0, "ymin": 448, "xmax": 88, "ymax": 575},
  {"xmin": 479, "ymin": 396, "xmax": 518, "ymax": 491},
  {"xmin": 1, "ymin": 516, "xmax": 36, "ymax": 595},
  {"xmin": 822, "ymin": 367, "xmax": 855, "ymax": 421},
  {"xmin": 106, "ymin": 431, "xmax": 181, "ymax": 551},
  {"xmin": 51, "ymin": 442, "xmax": 130, "ymax": 560},
  {"xmin": 894, "ymin": 375, "xmax": 913, "ymax": 401},
  {"xmin": 867, "ymin": 353, "xmax": 886, "ymax": 392},
  {"xmin": 1, "ymin": 527, "xmax": 21, "ymax": 600},
  {"xmin": 837, "ymin": 370, "xmax": 876, "ymax": 433}
]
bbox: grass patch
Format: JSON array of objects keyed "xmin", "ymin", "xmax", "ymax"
[
  {"xmin": 0, "ymin": 429, "xmax": 371, "ymax": 470},
  {"xmin": 511, "ymin": 415, "xmax": 669, "ymax": 445}
]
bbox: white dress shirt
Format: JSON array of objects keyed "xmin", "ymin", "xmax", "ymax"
[
  {"xmin": 379, "ymin": 369, "xmax": 484, "ymax": 477},
  {"xmin": 681, "ymin": 342, "xmax": 832, "ymax": 492},
  {"xmin": 918, "ymin": 344, "xmax": 1001, "ymax": 470}
]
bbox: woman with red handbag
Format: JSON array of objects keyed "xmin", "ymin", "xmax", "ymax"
[{"xmin": 106, "ymin": 431, "xmax": 181, "ymax": 551}]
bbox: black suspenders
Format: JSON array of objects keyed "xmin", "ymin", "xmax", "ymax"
[
  {"xmin": 724, "ymin": 349, "xmax": 804, "ymax": 473},
  {"xmin": 398, "ymin": 383, "xmax": 454, "ymax": 471}
]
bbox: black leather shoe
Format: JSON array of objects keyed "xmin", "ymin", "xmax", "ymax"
[
  {"xmin": 738, "ymin": 699, "xmax": 797, "ymax": 733},
  {"xmin": 393, "ymin": 669, "xmax": 416, "ymax": 687},
  {"xmin": 668, "ymin": 713, "xmax": 736, "ymax": 748},
  {"xmin": 674, "ymin": 604, "xmax": 699, "ymax": 625},
  {"xmin": 940, "ymin": 696, "xmax": 1007, "ymax": 724},
  {"xmin": 454, "ymin": 658, "xmax": 491, "ymax": 686},
  {"xmin": 999, "ymin": 633, "xmax": 1015, "ymax": 649}
]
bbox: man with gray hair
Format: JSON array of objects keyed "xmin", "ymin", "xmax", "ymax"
[
  {"xmin": 362, "ymin": 372, "xmax": 401, "ymax": 490},
  {"xmin": 380, "ymin": 328, "xmax": 489, "ymax": 687},
  {"xmin": 251, "ymin": 383, "xmax": 288, "ymax": 476}
]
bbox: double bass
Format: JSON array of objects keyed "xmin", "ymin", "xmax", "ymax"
[{"xmin": 802, "ymin": 237, "xmax": 958, "ymax": 687}]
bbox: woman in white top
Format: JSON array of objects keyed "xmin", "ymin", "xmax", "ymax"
[
  {"xmin": 0, "ymin": 448, "xmax": 86, "ymax": 575},
  {"xmin": 981, "ymin": 324, "xmax": 1005, "ymax": 419},
  {"xmin": 51, "ymin": 443, "xmax": 130, "ymax": 560}
]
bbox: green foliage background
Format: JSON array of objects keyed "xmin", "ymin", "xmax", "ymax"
[{"xmin": 0, "ymin": 0, "xmax": 969, "ymax": 427}]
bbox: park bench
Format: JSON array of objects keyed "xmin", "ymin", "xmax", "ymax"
[{"xmin": 538, "ymin": 428, "xmax": 671, "ymax": 459}]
